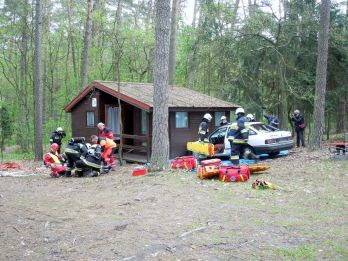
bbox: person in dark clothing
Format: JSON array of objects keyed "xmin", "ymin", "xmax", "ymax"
[
  {"xmin": 50, "ymin": 127, "xmax": 66, "ymax": 153},
  {"xmin": 264, "ymin": 114, "xmax": 280, "ymax": 130},
  {"xmin": 75, "ymin": 144, "xmax": 102, "ymax": 177},
  {"xmin": 63, "ymin": 137, "xmax": 88, "ymax": 177},
  {"xmin": 291, "ymin": 109, "xmax": 305, "ymax": 147},
  {"xmin": 227, "ymin": 107, "xmax": 249, "ymax": 166},
  {"xmin": 198, "ymin": 113, "xmax": 212, "ymax": 142},
  {"xmin": 220, "ymin": 116, "xmax": 229, "ymax": 126}
]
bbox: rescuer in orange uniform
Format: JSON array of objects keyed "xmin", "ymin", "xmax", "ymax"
[{"xmin": 91, "ymin": 135, "xmax": 117, "ymax": 170}]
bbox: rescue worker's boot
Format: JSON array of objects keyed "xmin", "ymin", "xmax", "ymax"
[
  {"xmin": 74, "ymin": 168, "xmax": 83, "ymax": 177},
  {"xmin": 65, "ymin": 170, "xmax": 72, "ymax": 177}
]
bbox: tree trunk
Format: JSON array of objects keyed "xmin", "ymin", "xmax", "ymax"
[
  {"xmin": 168, "ymin": 0, "xmax": 179, "ymax": 85},
  {"xmin": 336, "ymin": 97, "xmax": 346, "ymax": 133},
  {"xmin": 192, "ymin": 0, "xmax": 198, "ymax": 28},
  {"xmin": 80, "ymin": 0, "xmax": 95, "ymax": 89},
  {"xmin": 34, "ymin": 0, "xmax": 43, "ymax": 160},
  {"xmin": 310, "ymin": 0, "xmax": 330, "ymax": 150},
  {"xmin": 67, "ymin": 0, "xmax": 77, "ymax": 78},
  {"xmin": 151, "ymin": 0, "xmax": 171, "ymax": 170}
]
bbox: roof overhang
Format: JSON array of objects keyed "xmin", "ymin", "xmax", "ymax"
[{"xmin": 64, "ymin": 82, "xmax": 152, "ymax": 112}]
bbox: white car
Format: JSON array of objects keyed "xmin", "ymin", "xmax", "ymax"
[{"xmin": 209, "ymin": 122, "xmax": 294, "ymax": 157}]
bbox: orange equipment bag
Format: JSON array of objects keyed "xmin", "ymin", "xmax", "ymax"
[
  {"xmin": 249, "ymin": 165, "xmax": 271, "ymax": 173},
  {"xmin": 197, "ymin": 159, "xmax": 221, "ymax": 179},
  {"xmin": 171, "ymin": 156, "xmax": 197, "ymax": 170},
  {"xmin": 219, "ymin": 165, "xmax": 250, "ymax": 182}
]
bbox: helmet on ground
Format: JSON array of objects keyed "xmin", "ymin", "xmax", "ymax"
[
  {"xmin": 97, "ymin": 122, "xmax": 105, "ymax": 128},
  {"xmin": 235, "ymin": 107, "xmax": 245, "ymax": 115},
  {"xmin": 203, "ymin": 113, "xmax": 212, "ymax": 121},
  {"xmin": 294, "ymin": 109, "xmax": 300, "ymax": 115},
  {"xmin": 246, "ymin": 114, "xmax": 254, "ymax": 121},
  {"xmin": 56, "ymin": 127, "xmax": 63, "ymax": 132},
  {"xmin": 51, "ymin": 143, "xmax": 59, "ymax": 151},
  {"xmin": 220, "ymin": 116, "xmax": 227, "ymax": 121}
]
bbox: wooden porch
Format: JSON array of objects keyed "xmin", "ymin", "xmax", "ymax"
[{"xmin": 115, "ymin": 134, "xmax": 151, "ymax": 163}]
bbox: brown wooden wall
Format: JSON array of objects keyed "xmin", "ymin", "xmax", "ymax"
[
  {"xmin": 169, "ymin": 110, "xmax": 230, "ymax": 158},
  {"xmin": 71, "ymin": 90, "xmax": 101, "ymax": 141}
]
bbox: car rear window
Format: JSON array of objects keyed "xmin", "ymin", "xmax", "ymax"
[{"xmin": 250, "ymin": 124, "xmax": 271, "ymax": 133}]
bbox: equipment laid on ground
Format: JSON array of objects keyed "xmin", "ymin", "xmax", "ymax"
[
  {"xmin": 219, "ymin": 165, "xmax": 250, "ymax": 182},
  {"xmin": 252, "ymin": 179, "xmax": 276, "ymax": 190},
  {"xmin": 249, "ymin": 165, "xmax": 271, "ymax": 173},
  {"xmin": 132, "ymin": 166, "xmax": 147, "ymax": 176},
  {"xmin": 329, "ymin": 142, "xmax": 348, "ymax": 159},
  {"xmin": 187, "ymin": 141, "xmax": 216, "ymax": 156},
  {"xmin": 197, "ymin": 159, "xmax": 221, "ymax": 179},
  {"xmin": 171, "ymin": 156, "xmax": 198, "ymax": 170}
]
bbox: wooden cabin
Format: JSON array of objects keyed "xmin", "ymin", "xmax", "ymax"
[{"xmin": 64, "ymin": 81, "xmax": 238, "ymax": 163}]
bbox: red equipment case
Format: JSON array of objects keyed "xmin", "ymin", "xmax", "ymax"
[
  {"xmin": 219, "ymin": 165, "xmax": 250, "ymax": 182},
  {"xmin": 171, "ymin": 156, "xmax": 198, "ymax": 170}
]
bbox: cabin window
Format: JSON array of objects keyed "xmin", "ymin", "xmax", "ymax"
[
  {"xmin": 215, "ymin": 112, "xmax": 225, "ymax": 126},
  {"xmin": 86, "ymin": 111, "xmax": 95, "ymax": 127},
  {"xmin": 175, "ymin": 112, "xmax": 188, "ymax": 128},
  {"xmin": 107, "ymin": 106, "xmax": 120, "ymax": 134},
  {"xmin": 141, "ymin": 110, "xmax": 148, "ymax": 134}
]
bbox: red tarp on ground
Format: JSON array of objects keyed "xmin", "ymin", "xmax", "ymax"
[{"xmin": 0, "ymin": 162, "xmax": 25, "ymax": 171}]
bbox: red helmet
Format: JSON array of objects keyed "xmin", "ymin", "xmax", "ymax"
[{"xmin": 51, "ymin": 143, "xmax": 59, "ymax": 151}]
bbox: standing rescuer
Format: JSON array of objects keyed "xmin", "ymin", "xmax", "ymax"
[
  {"xmin": 220, "ymin": 116, "xmax": 228, "ymax": 126},
  {"xmin": 198, "ymin": 113, "xmax": 212, "ymax": 142},
  {"xmin": 227, "ymin": 107, "xmax": 249, "ymax": 166},
  {"xmin": 50, "ymin": 127, "xmax": 66, "ymax": 153},
  {"xmin": 97, "ymin": 122, "xmax": 114, "ymax": 140}
]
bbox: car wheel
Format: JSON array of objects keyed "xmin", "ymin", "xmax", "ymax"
[
  {"xmin": 241, "ymin": 145, "xmax": 256, "ymax": 160},
  {"xmin": 268, "ymin": 151, "xmax": 280, "ymax": 156}
]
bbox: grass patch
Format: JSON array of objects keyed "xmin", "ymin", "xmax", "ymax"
[
  {"xmin": 0, "ymin": 151, "xmax": 34, "ymax": 162},
  {"xmin": 275, "ymin": 244, "xmax": 316, "ymax": 260}
]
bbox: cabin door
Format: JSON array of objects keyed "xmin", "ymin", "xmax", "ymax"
[{"xmin": 106, "ymin": 105, "xmax": 120, "ymax": 135}]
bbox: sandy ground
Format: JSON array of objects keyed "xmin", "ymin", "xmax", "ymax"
[{"xmin": 0, "ymin": 148, "xmax": 347, "ymax": 261}]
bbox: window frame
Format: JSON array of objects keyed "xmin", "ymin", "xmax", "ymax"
[
  {"xmin": 86, "ymin": 111, "xmax": 95, "ymax": 127},
  {"xmin": 175, "ymin": 112, "xmax": 189, "ymax": 129},
  {"xmin": 214, "ymin": 112, "xmax": 225, "ymax": 127}
]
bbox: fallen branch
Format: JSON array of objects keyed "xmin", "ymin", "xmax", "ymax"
[{"xmin": 179, "ymin": 226, "xmax": 207, "ymax": 238}]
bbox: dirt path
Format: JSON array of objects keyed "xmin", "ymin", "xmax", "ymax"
[{"xmin": 0, "ymin": 149, "xmax": 347, "ymax": 260}]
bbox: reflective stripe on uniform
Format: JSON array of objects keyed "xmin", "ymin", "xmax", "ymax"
[
  {"xmin": 75, "ymin": 167, "xmax": 83, "ymax": 171},
  {"xmin": 199, "ymin": 130, "xmax": 207, "ymax": 135},
  {"xmin": 48, "ymin": 152, "xmax": 61, "ymax": 164},
  {"xmin": 241, "ymin": 129, "xmax": 249, "ymax": 133},
  {"xmin": 230, "ymin": 155, "xmax": 239, "ymax": 160},
  {"xmin": 232, "ymin": 139, "xmax": 246, "ymax": 144},
  {"xmin": 227, "ymin": 136, "xmax": 234, "ymax": 141},
  {"xmin": 82, "ymin": 158, "xmax": 101, "ymax": 169},
  {"xmin": 65, "ymin": 148, "xmax": 79, "ymax": 154}
]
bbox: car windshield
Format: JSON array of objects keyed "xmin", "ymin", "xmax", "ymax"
[{"xmin": 249, "ymin": 123, "xmax": 271, "ymax": 133}]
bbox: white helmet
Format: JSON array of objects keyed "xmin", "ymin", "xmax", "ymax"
[
  {"xmin": 56, "ymin": 127, "xmax": 63, "ymax": 132},
  {"xmin": 246, "ymin": 114, "xmax": 254, "ymax": 121},
  {"xmin": 220, "ymin": 116, "xmax": 227, "ymax": 121},
  {"xmin": 203, "ymin": 113, "xmax": 212, "ymax": 121},
  {"xmin": 97, "ymin": 122, "xmax": 105, "ymax": 128},
  {"xmin": 294, "ymin": 109, "xmax": 300, "ymax": 115},
  {"xmin": 235, "ymin": 108, "xmax": 245, "ymax": 115}
]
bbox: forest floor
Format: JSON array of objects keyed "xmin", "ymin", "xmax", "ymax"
[{"xmin": 0, "ymin": 147, "xmax": 347, "ymax": 261}]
